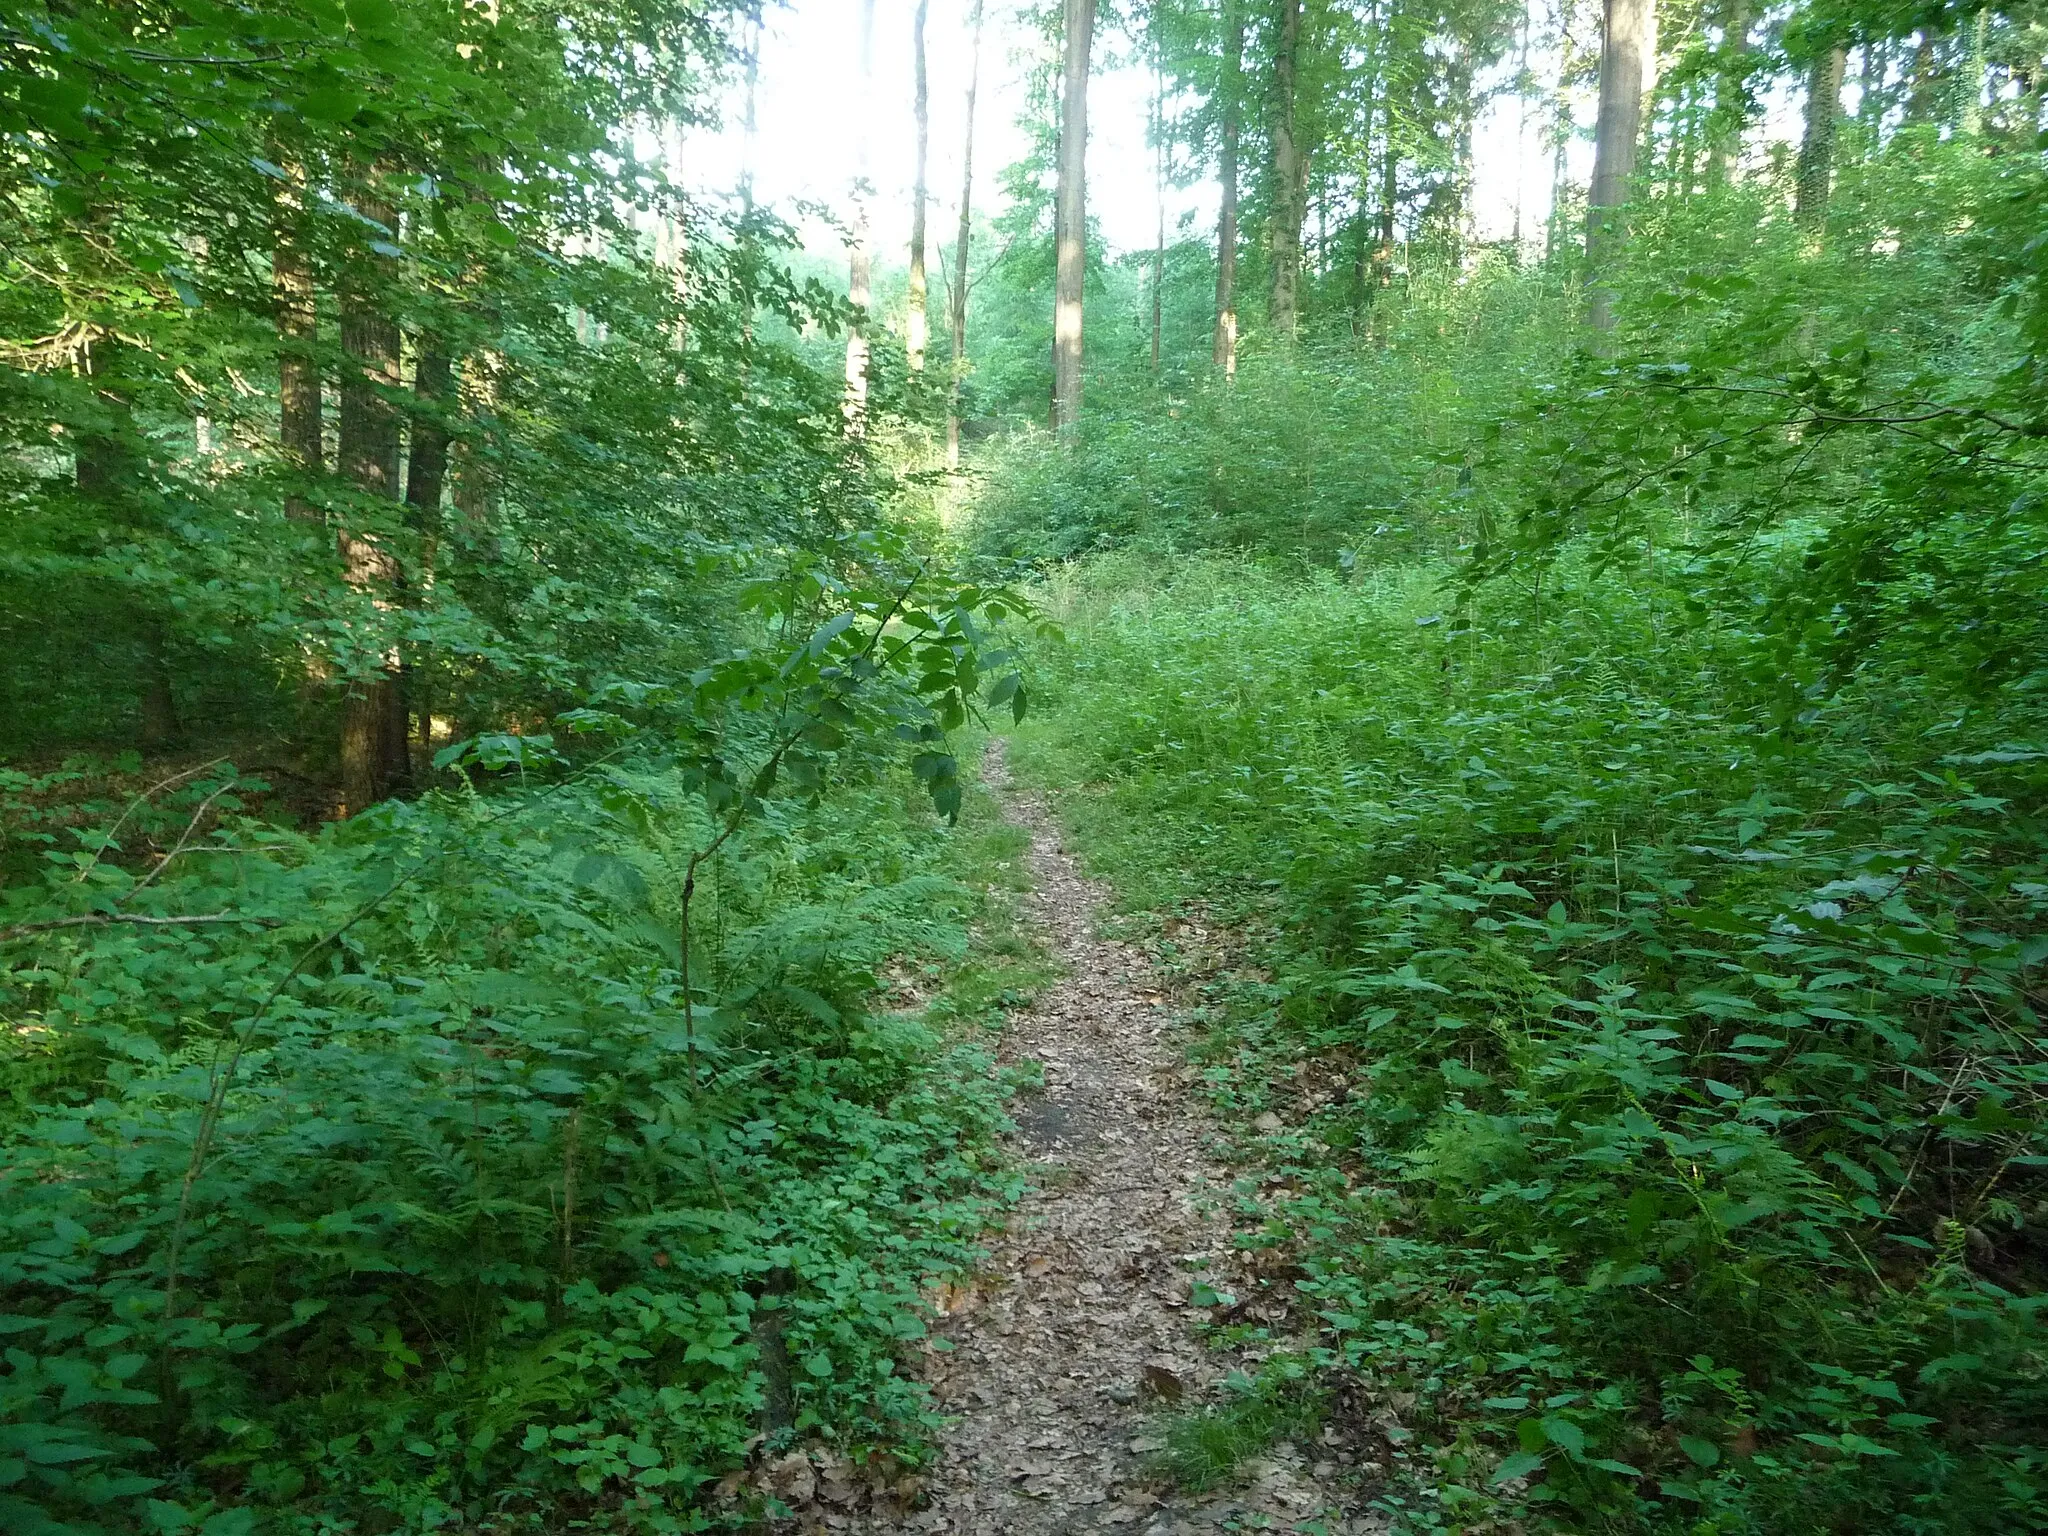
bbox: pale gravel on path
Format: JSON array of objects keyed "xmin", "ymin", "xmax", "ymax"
[{"xmin": 843, "ymin": 740, "xmax": 1380, "ymax": 1536}]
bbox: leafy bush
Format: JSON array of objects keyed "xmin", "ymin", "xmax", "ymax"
[{"xmin": 1014, "ymin": 556, "xmax": 2048, "ymax": 1532}]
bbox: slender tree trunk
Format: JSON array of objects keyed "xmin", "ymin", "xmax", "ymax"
[
  {"xmin": 337, "ymin": 172, "xmax": 409, "ymax": 815},
  {"xmin": 908, "ymin": 0, "xmax": 931, "ymax": 373},
  {"xmin": 1151, "ymin": 55, "xmax": 1164, "ymax": 377},
  {"xmin": 1958, "ymin": 8, "xmax": 1988, "ymax": 134},
  {"xmin": 1268, "ymin": 0, "xmax": 1303, "ymax": 338},
  {"xmin": 404, "ymin": 349, "xmax": 451, "ymax": 758},
  {"xmin": 273, "ymin": 160, "xmax": 323, "ymax": 525},
  {"xmin": 1585, "ymin": 0, "xmax": 1657, "ymax": 334},
  {"xmin": 740, "ymin": 6, "xmax": 761, "ymax": 212},
  {"xmin": 1051, "ymin": 0, "xmax": 1095, "ymax": 435},
  {"xmin": 75, "ymin": 312, "xmax": 178, "ymax": 749},
  {"xmin": 1511, "ymin": 14, "xmax": 1531, "ymax": 248},
  {"xmin": 947, "ymin": 0, "xmax": 985, "ymax": 468},
  {"xmin": 1794, "ymin": 46, "xmax": 1847, "ymax": 232},
  {"xmin": 1711, "ymin": 3, "xmax": 1743, "ymax": 189},
  {"xmin": 1212, "ymin": 0, "xmax": 1244, "ymax": 374},
  {"xmin": 1374, "ymin": 97, "xmax": 1398, "ymax": 296},
  {"xmin": 844, "ymin": 0, "xmax": 876, "ymax": 431}
]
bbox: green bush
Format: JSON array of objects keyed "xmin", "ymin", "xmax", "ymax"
[
  {"xmin": 1014, "ymin": 556, "xmax": 2048, "ymax": 1532},
  {"xmin": 0, "ymin": 755, "xmax": 1021, "ymax": 1534}
]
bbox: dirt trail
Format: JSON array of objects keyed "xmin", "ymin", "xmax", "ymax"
[{"xmin": 859, "ymin": 740, "xmax": 1375, "ymax": 1535}]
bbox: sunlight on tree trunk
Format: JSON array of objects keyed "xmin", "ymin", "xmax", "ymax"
[
  {"xmin": 909, "ymin": 0, "xmax": 930, "ymax": 374},
  {"xmin": 1267, "ymin": 0, "xmax": 1303, "ymax": 340},
  {"xmin": 948, "ymin": 0, "xmax": 984, "ymax": 469},
  {"xmin": 1794, "ymin": 46, "xmax": 1846, "ymax": 234},
  {"xmin": 845, "ymin": 0, "xmax": 877, "ymax": 432},
  {"xmin": 1212, "ymin": 0, "xmax": 1243, "ymax": 375},
  {"xmin": 1585, "ymin": 0, "xmax": 1657, "ymax": 335},
  {"xmin": 1052, "ymin": 0, "xmax": 1095, "ymax": 436}
]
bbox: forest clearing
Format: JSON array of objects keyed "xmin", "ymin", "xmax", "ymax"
[{"xmin": 3, "ymin": 0, "xmax": 2045, "ymax": 1531}]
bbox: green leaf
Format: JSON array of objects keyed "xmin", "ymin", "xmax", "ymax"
[
  {"xmin": 1539, "ymin": 1416, "xmax": 1584, "ymax": 1455},
  {"xmin": 1491, "ymin": 1451, "xmax": 1545, "ymax": 1485},
  {"xmin": 1678, "ymin": 1435, "xmax": 1720, "ymax": 1468},
  {"xmin": 299, "ymin": 86, "xmax": 364, "ymax": 122}
]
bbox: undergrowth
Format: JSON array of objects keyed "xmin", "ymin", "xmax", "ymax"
[
  {"xmin": 0, "ymin": 744, "xmax": 1032, "ymax": 1534},
  {"xmin": 1012, "ymin": 555, "xmax": 2048, "ymax": 1534}
]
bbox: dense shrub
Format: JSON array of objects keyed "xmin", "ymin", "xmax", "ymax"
[{"xmin": 1014, "ymin": 557, "xmax": 2048, "ymax": 1532}]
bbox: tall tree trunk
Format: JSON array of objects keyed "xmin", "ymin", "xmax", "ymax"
[
  {"xmin": 273, "ymin": 160, "xmax": 323, "ymax": 525},
  {"xmin": 908, "ymin": 0, "xmax": 931, "ymax": 373},
  {"xmin": 1373, "ymin": 94, "xmax": 1397, "ymax": 299},
  {"xmin": 845, "ymin": 0, "xmax": 877, "ymax": 431},
  {"xmin": 1267, "ymin": 0, "xmax": 1304, "ymax": 339},
  {"xmin": 1051, "ymin": 0, "xmax": 1095, "ymax": 434},
  {"xmin": 947, "ymin": 0, "xmax": 985, "ymax": 468},
  {"xmin": 1212, "ymin": 0, "xmax": 1244, "ymax": 374},
  {"xmin": 1706, "ymin": 9, "xmax": 1738, "ymax": 188},
  {"xmin": 75, "ymin": 317, "xmax": 178, "ymax": 750},
  {"xmin": 1794, "ymin": 46, "xmax": 1847, "ymax": 232},
  {"xmin": 337, "ymin": 172, "xmax": 409, "ymax": 815},
  {"xmin": 1585, "ymin": 0, "xmax": 1657, "ymax": 334},
  {"xmin": 1958, "ymin": 8, "xmax": 1988, "ymax": 134},
  {"xmin": 1151, "ymin": 55, "xmax": 1164, "ymax": 377},
  {"xmin": 740, "ymin": 5, "xmax": 761, "ymax": 212},
  {"xmin": 404, "ymin": 348, "xmax": 451, "ymax": 759}
]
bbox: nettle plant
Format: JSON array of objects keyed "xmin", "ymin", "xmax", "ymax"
[{"xmin": 0, "ymin": 529, "xmax": 1034, "ymax": 1535}]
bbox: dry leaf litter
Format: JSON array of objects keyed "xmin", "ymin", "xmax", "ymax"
[{"xmin": 757, "ymin": 741, "xmax": 1385, "ymax": 1535}]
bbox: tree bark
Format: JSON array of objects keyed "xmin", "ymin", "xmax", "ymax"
[
  {"xmin": 1212, "ymin": 0, "xmax": 1244, "ymax": 374},
  {"xmin": 273, "ymin": 160, "xmax": 323, "ymax": 524},
  {"xmin": 1584, "ymin": 0, "xmax": 1657, "ymax": 334},
  {"xmin": 1794, "ymin": 46, "xmax": 1846, "ymax": 232},
  {"xmin": 337, "ymin": 172, "xmax": 409, "ymax": 815},
  {"xmin": 1267, "ymin": 0, "xmax": 1304, "ymax": 339},
  {"xmin": 844, "ymin": 0, "xmax": 877, "ymax": 431},
  {"xmin": 1051, "ymin": 0, "xmax": 1095, "ymax": 435},
  {"xmin": 1705, "ymin": 0, "xmax": 1751, "ymax": 188},
  {"xmin": 1151, "ymin": 55, "xmax": 1164, "ymax": 377},
  {"xmin": 404, "ymin": 348, "xmax": 451, "ymax": 761},
  {"xmin": 947, "ymin": 0, "xmax": 985, "ymax": 468},
  {"xmin": 908, "ymin": 0, "xmax": 930, "ymax": 373}
]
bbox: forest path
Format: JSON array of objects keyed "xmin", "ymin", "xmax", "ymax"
[{"xmin": 863, "ymin": 738, "xmax": 1373, "ymax": 1536}]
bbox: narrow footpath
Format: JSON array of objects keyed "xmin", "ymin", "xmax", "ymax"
[{"xmin": 861, "ymin": 741, "xmax": 1377, "ymax": 1535}]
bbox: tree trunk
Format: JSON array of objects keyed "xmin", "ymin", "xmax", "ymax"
[
  {"xmin": 1585, "ymin": 0, "xmax": 1657, "ymax": 334},
  {"xmin": 908, "ymin": 0, "xmax": 930, "ymax": 373},
  {"xmin": 1212, "ymin": 0, "xmax": 1243, "ymax": 374},
  {"xmin": 947, "ymin": 0, "xmax": 984, "ymax": 468},
  {"xmin": 1051, "ymin": 0, "xmax": 1095, "ymax": 435},
  {"xmin": 75, "ymin": 320, "xmax": 178, "ymax": 750},
  {"xmin": 1958, "ymin": 8, "xmax": 1988, "ymax": 134},
  {"xmin": 404, "ymin": 348, "xmax": 451, "ymax": 756},
  {"xmin": 1373, "ymin": 95, "xmax": 1397, "ymax": 300},
  {"xmin": 273, "ymin": 161, "xmax": 323, "ymax": 524},
  {"xmin": 337, "ymin": 172, "xmax": 409, "ymax": 816},
  {"xmin": 1794, "ymin": 46, "xmax": 1846, "ymax": 232},
  {"xmin": 1151, "ymin": 55, "xmax": 1164, "ymax": 377},
  {"xmin": 1267, "ymin": 0, "xmax": 1303, "ymax": 339},
  {"xmin": 844, "ymin": 0, "xmax": 877, "ymax": 431},
  {"xmin": 1705, "ymin": 0, "xmax": 1751, "ymax": 189}
]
